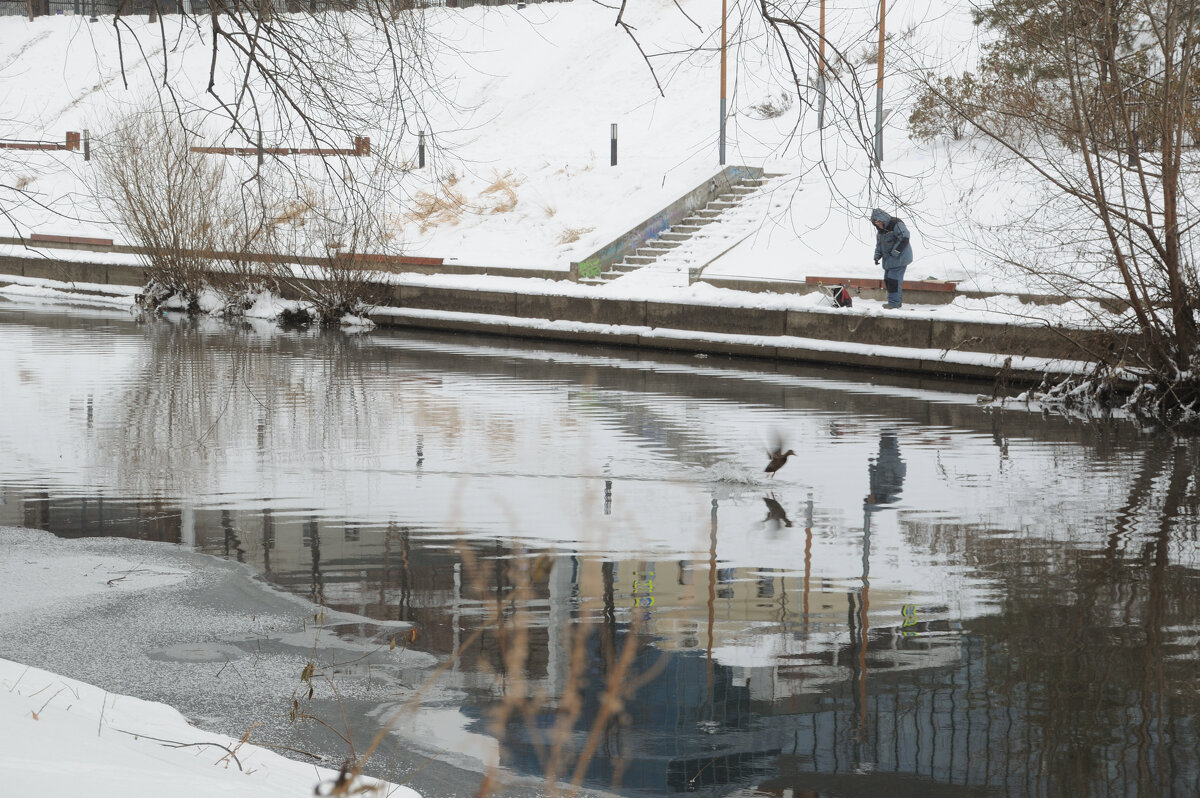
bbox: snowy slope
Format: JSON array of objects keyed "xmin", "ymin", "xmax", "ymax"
[{"xmin": 0, "ymin": 1, "xmax": 1012, "ymax": 289}]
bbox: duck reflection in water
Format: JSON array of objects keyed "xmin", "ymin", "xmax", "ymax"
[
  {"xmin": 762, "ymin": 494, "xmax": 793, "ymax": 529},
  {"xmin": 864, "ymin": 428, "xmax": 906, "ymax": 513}
]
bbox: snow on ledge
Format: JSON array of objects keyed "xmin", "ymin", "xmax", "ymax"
[{"xmin": 371, "ymin": 306, "xmax": 1098, "ymax": 376}]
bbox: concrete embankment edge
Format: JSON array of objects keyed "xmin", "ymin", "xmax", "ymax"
[
  {"xmin": 371, "ymin": 307, "xmax": 1091, "ymax": 384},
  {"xmin": 0, "ymin": 256, "xmax": 1110, "ymax": 385}
]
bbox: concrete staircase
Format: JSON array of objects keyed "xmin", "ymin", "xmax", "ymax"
[{"xmin": 579, "ymin": 173, "xmax": 786, "ymax": 285}]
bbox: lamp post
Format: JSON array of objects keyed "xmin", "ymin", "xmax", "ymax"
[
  {"xmin": 874, "ymin": 0, "xmax": 886, "ymax": 164},
  {"xmin": 719, "ymin": 0, "xmax": 727, "ymax": 165},
  {"xmin": 818, "ymin": 0, "xmax": 826, "ymax": 129}
]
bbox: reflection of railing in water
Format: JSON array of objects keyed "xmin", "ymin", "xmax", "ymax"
[{"xmin": 492, "ymin": 626, "xmax": 1200, "ymax": 795}]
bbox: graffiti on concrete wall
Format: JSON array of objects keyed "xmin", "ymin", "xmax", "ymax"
[{"xmin": 574, "ymin": 165, "xmax": 763, "ymax": 282}]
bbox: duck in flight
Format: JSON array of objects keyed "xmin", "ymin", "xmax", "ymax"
[{"xmin": 765, "ymin": 447, "xmax": 795, "ymax": 478}]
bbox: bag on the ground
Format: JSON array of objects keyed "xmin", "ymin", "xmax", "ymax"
[{"xmin": 830, "ymin": 284, "xmax": 852, "ymax": 308}]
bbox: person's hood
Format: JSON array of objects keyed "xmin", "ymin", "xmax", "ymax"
[{"xmin": 870, "ymin": 208, "xmax": 892, "ymax": 225}]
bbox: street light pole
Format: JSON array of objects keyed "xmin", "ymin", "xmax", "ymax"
[
  {"xmin": 719, "ymin": 0, "xmax": 727, "ymax": 165},
  {"xmin": 874, "ymin": 0, "xmax": 886, "ymax": 165},
  {"xmin": 818, "ymin": 0, "xmax": 826, "ymax": 129}
]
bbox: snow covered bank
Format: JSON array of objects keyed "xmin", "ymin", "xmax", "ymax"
[
  {"xmin": 0, "ymin": 656, "xmax": 419, "ymax": 798},
  {"xmin": 0, "ymin": 526, "xmax": 432, "ymax": 797},
  {"xmin": 0, "ymin": 263, "xmax": 1120, "ymax": 381},
  {"xmin": 0, "ymin": 2, "xmax": 1021, "ymax": 292}
]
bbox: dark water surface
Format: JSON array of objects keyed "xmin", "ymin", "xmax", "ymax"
[{"xmin": 1, "ymin": 300, "xmax": 1199, "ymax": 797}]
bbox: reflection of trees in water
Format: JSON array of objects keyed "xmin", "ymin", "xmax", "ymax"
[
  {"xmin": 965, "ymin": 436, "xmax": 1200, "ymax": 796},
  {"xmin": 93, "ymin": 320, "xmax": 579, "ymax": 498},
  {"xmin": 95, "ymin": 322, "xmax": 394, "ymax": 495}
]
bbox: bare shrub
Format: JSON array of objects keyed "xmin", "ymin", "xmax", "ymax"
[
  {"xmin": 268, "ymin": 183, "xmax": 394, "ymax": 326},
  {"xmin": 208, "ymin": 186, "xmax": 282, "ymax": 315},
  {"xmin": 90, "ymin": 107, "xmax": 225, "ymax": 312}
]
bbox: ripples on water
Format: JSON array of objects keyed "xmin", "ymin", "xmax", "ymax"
[{"xmin": 1, "ymin": 302, "xmax": 1199, "ymax": 797}]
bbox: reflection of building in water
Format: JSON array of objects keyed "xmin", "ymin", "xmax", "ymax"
[{"xmin": 11, "ymin": 488, "xmax": 1200, "ymax": 796}]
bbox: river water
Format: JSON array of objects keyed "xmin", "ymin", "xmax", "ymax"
[{"xmin": 1, "ymin": 299, "xmax": 1198, "ymax": 797}]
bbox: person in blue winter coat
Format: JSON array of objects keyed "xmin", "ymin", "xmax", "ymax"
[{"xmin": 871, "ymin": 208, "xmax": 913, "ymax": 309}]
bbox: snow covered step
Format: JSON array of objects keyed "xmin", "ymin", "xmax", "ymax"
[{"xmin": 577, "ymin": 168, "xmax": 787, "ymax": 287}]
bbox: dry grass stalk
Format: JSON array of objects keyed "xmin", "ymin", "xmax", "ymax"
[
  {"xmin": 305, "ymin": 542, "xmax": 660, "ymax": 797},
  {"xmin": 481, "ymin": 170, "xmax": 522, "ymax": 214},
  {"xmin": 272, "ymin": 193, "xmax": 317, "ymax": 227},
  {"xmin": 405, "ymin": 180, "xmax": 468, "ymax": 233},
  {"xmin": 556, "ymin": 226, "xmax": 594, "ymax": 245}
]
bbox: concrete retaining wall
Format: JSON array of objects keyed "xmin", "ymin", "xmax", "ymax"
[
  {"xmin": 0, "ymin": 254, "xmax": 147, "ymax": 287},
  {"xmin": 0, "ymin": 236, "xmax": 568, "ymax": 281},
  {"xmin": 0, "ymin": 254, "xmax": 1133, "ymax": 383}
]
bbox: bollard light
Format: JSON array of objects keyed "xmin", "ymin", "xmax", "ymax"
[{"xmin": 610, "ymin": 123, "xmax": 617, "ymax": 166}]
